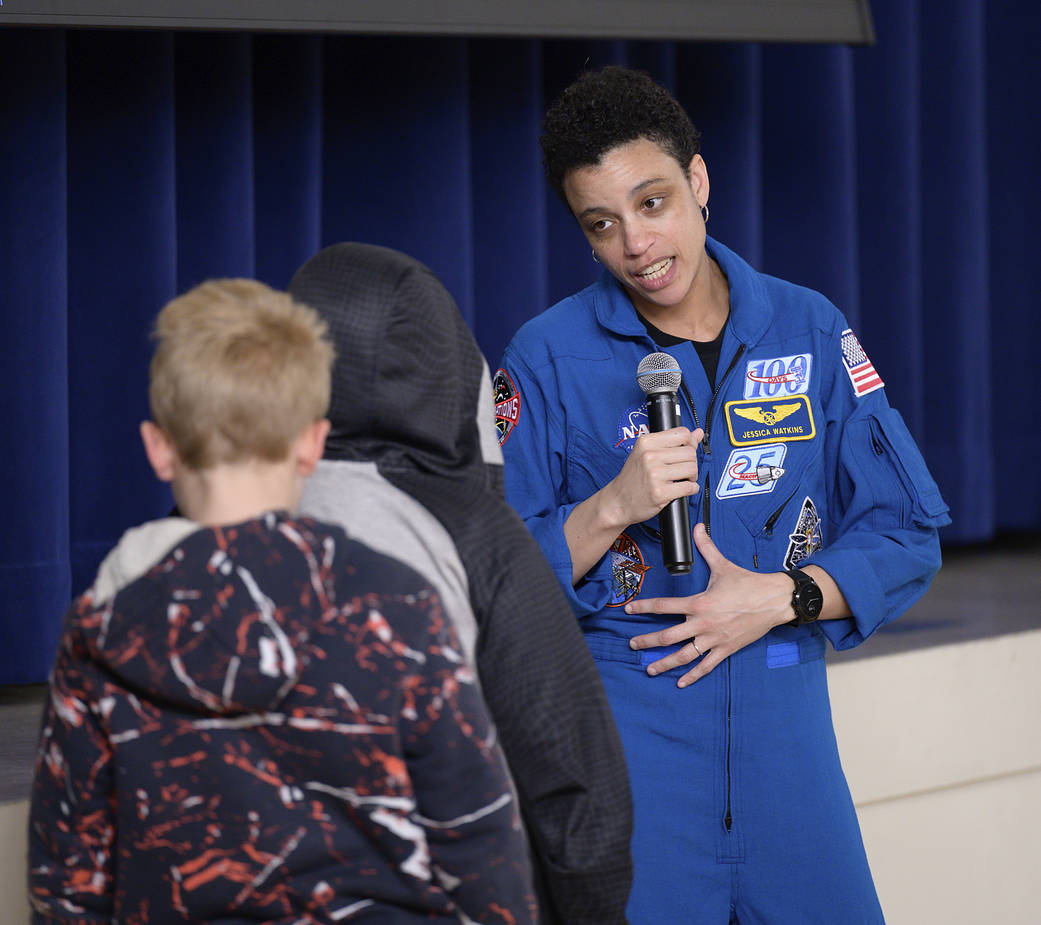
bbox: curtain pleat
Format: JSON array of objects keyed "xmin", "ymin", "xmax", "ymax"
[
  {"xmin": 174, "ymin": 33, "xmax": 256, "ymax": 289},
  {"xmin": 0, "ymin": 30, "xmax": 70, "ymax": 683},
  {"xmin": 918, "ymin": 0, "xmax": 994, "ymax": 541},
  {"xmin": 985, "ymin": 2, "xmax": 1041, "ymax": 532},
  {"xmin": 253, "ymin": 34, "xmax": 324, "ymax": 290},
  {"xmin": 66, "ymin": 30, "xmax": 178, "ymax": 600},
  {"xmin": 761, "ymin": 45, "xmax": 861, "ymax": 320},
  {"xmin": 468, "ymin": 40, "xmax": 548, "ymax": 366},
  {"xmin": 320, "ymin": 36, "xmax": 476, "ymax": 326},
  {"xmin": 541, "ymin": 41, "xmax": 616, "ymax": 307},
  {"xmin": 2, "ymin": 1, "xmax": 1038, "ymax": 681},
  {"xmin": 853, "ymin": 2, "xmax": 925, "ymax": 435},
  {"xmin": 676, "ymin": 43, "xmax": 764, "ymax": 267}
]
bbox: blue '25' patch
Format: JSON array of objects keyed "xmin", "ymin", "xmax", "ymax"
[{"xmin": 716, "ymin": 444, "xmax": 787, "ymax": 500}]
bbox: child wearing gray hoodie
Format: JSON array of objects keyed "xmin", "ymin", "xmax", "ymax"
[{"xmin": 27, "ymin": 278, "xmax": 536, "ymax": 924}]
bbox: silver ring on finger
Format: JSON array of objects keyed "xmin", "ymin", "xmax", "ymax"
[{"xmin": 691, "ymin": 640, "xmax": 703, "ymax": 657}]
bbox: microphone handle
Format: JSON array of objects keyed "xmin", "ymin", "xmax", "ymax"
[{"xmin": 646, "ymin": 392, "xmax": 693, "ymax": 575}]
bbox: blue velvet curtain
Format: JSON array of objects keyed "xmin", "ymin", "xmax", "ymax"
[{"xmin": 2, "ymin": 1, "xmax": 1039, "ymax": 683}]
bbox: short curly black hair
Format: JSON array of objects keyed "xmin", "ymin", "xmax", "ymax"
[{"xmin": 541, "ymin": 66, "xmax": 701, "ymax": 205}]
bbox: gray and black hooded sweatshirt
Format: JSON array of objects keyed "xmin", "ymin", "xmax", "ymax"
[{"xmin": 290, "ymin": 244, "xmax": 634, "ymax": 925}]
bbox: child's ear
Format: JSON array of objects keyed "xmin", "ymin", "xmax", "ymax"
[
  {"xmin": 140, "ymin": 421, "xmax": 180, "ymax": 482},
  {"xmin": 295, "ymin": 418, "xmax": 331, "ymax": 477}
]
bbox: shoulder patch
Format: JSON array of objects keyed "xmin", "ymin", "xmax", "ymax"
[
  {"xmin": 840, "ymin": 328, "xmax": 884, "ymax": 397},
  {"xmin": 724, "ymin": 395, "xmax": 815, "ymax": 446},
  {"xmin": 742, "ymin": 353, "xmax": 812, "ymax": 399},
  {"xmin": 783, "ymin": 497, "xmax": 823, "ymax": 569},
  {"xmin": 493, "ymin": 368, "xmax": 521, "ymax": 446},
  {"xmin": 607, "ymin": 532, "xmax": 651, "ymax": 607}
]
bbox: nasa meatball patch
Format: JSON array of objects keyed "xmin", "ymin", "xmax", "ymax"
[
  {"xmin": 493, "ymin": 368, "xmax": 521, "ymax": 446},
  {"xmin": 615, "ymin": 402, "xmax": 650, "ymax": 453}
]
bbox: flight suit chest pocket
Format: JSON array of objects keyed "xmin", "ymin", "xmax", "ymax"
[
  {"xmin": 564, "ymin": 425, "xmax": 625, "ymax": 505},
  {"xmin": 721, "ymin": 445, "xmax": 825, "ymax": 572}
]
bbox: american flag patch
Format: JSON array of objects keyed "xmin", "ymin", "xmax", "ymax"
[{"xmin": 840, "ymin": 329, "xmax": 884, "ymax": 397}]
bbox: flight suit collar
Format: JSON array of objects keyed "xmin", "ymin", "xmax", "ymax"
[{"xmin": 589, "ymin": 236, "xmax": 775, "ymax": 350}]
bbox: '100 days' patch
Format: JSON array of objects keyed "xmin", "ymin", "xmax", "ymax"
[{"xmin": 743, "ymin": 353, "xmax": 812, "ymax": 399}]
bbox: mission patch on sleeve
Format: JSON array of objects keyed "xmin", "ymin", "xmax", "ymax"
[{"xmin": 493, "ymin": 368, "xmax": 521, "ymax": 446}]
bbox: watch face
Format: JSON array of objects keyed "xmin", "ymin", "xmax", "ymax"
[
  {"xmin": 790, "ymin": 569, "xmax": 823, "ymax": 622},
  {"xmin": 803, "ymin": 587, "xmax": 824, "ymax": 618}
]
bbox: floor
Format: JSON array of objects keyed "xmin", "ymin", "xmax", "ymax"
[
  {"xmin": 0, "ymin": 684, "xmax": 45, "ymax": 808},
  {"xmin": 3, "ymin": 534, "xmax": 1039, "ymax": 805},
  {"xmin": 828, "ymin": 533, "xmax": 1041, "ymax": 662}
]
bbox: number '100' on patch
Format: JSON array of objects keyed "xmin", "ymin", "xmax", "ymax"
[{"xmin": 716, "ymin": 444, "xmax": 787, "ymax": 500}]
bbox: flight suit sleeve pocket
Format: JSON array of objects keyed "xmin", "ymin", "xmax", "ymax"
[{"xmin": 867, "ymin": 409, "xmax": 950, "ymax": 527}]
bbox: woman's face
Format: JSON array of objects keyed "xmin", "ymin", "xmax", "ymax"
[{"xmin": 563, "ymin": 137, "xmax": 711, "ymax": 322}]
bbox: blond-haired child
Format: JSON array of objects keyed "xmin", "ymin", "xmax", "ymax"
[{"xmin": 28, "ymin": 279, "xmax": 535, "ymax": 924}]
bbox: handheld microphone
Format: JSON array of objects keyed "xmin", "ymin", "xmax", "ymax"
[{"xmin": 636, "ymin": 352, "xmax": 694, "ymax": 575}]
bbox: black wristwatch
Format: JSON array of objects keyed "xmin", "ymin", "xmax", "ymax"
[{"xmin": 786, "ymin": 568, "xmax": 824, "ymax": 625}]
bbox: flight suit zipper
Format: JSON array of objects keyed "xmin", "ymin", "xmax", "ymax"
[
  {"xmin": 676, "ymin": 343, "xmax": 746, "ymax": 838},
  {"xmin": 712, "ymin": 346, "xmax": 745, "ymax": 837},
  {"xmin": 723, "ymin": 658, "xmax": 733, "ymax": 832},
  {"xmin": 680, "ymin": 345, "xmax": 746, "ymax": 537}
]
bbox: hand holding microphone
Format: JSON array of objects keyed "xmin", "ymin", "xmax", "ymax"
[
  {"xmin": 632, "ymin": 352, "xmax": 699, "ymax": 575},
  {"xmin": 559, "ymin": 351, "xmax": 700, "ymax": 584}
]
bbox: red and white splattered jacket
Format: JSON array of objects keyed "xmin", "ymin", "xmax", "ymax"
[{"xmin": 28, "ymin": 512, "xmax": 536, "ymax": 924}]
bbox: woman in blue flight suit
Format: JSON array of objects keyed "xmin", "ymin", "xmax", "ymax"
[{"xmin": 496, "ymin": 67, "xmax": 950, "ymax": 924}]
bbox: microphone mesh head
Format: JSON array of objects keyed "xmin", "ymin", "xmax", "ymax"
[{"xmin": 636, "ymin": 351, "xmax": 682, "ymax": 395}]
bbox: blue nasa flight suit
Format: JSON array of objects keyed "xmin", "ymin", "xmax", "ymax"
[{"xmin": 497, "ymin": 237, "xmax": 950, "ymax": 924}]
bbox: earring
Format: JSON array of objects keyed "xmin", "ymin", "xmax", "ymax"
[
  {"xmin": 700, "ymin": 204, "xmax": 709, "ymax": 224},
  {"xmin": 591, "ymin": 249, "xmax": 600, "ymax": 264}
]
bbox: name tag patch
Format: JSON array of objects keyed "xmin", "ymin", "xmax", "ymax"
[
  {"xmin": 743, "ymin": 353, "xmax": 812, "ymax": 398},
  {"xmin": 724, "ymin": 395, "xmax": 816, "ymax": 446},
  {"xmin": 715, "ymin": 444, "xmax": 787, "ymax": 500}
]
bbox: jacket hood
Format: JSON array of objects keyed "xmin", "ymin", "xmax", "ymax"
[
  {"xmin": 288, "ymin": 242, "xmax": 502, "ymax": 481},
  {"xmin": 81, "ymin": 513, "xmax": 325, "ymax": 714}
]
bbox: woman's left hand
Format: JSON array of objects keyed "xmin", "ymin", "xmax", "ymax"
[{"xmin": 625, "ymin": 523, "xmax": 794, "ymax": 687}]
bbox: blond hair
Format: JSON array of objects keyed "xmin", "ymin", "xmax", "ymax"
[{"xmin": 149, "ymin": 278, "xmax": 334, "ymax": 469}]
